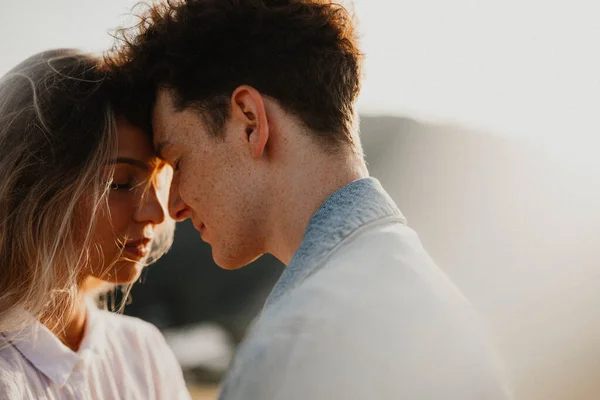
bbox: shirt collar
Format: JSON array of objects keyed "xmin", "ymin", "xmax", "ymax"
[
  {"xmin": 7, "ymin": 298, "xmax": 104, "ymax": 387},
  {"xmin": 264, "ymin": 177, "xmax": 405, "ymax": 309}
]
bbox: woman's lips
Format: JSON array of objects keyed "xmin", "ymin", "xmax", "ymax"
[{"xmin": 123, "ymin": 238, "xmax": 151, "ymax": 258}]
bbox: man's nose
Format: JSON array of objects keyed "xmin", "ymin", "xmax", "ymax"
[{"xmin": 169, "ymin": 175, "xmax": 192, "ymax": 221}]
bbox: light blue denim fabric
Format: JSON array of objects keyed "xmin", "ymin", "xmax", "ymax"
[
  {"xmin": 218, "ymin": 177, "xmax": 511, "ymax": 400},
  {"xmin": 264, "ymin": 177, "xmax": 405, "ymax": 310}
]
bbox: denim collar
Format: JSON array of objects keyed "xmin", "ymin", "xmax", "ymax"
[{"xmin": 264, "ymin": 177, "xmax": 405, "ymax": 309}]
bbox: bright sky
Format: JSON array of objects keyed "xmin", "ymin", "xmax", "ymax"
[{"xmin": 1, "ymin": 0, "xmax": 598, "ymax": 141}]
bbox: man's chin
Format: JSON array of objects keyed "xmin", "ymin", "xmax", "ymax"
[{"xmin": 212, "ymin": 250, "xmax": 263, "ymax": 271}]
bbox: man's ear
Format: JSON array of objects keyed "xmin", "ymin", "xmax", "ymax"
[{"xmin": 230, "ymin": 85, "xmax": 269, "ymax": 159}]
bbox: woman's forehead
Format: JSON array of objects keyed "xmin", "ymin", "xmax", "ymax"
[{"xmin": 116, "ymin": 117, "xmax": 155, "ymax": 161}]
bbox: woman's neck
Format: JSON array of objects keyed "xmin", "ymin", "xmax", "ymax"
[
  {"xmin": 40, "ymin": 276, "xmax": 101, "ymax": 351},
  {"xmin": 57, "ymin": 294, "xmax": 88, "ymax": 351}
]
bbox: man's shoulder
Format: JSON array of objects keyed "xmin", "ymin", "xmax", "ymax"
[
  {"xmin": 220, "ymin": 222, "xmax": 512, "ymax": 399},
  {"xmin": 286, "ymin": 219, "xmax": 458, "ymax": 311},
  {"xmin": 254, "ymin": 218, "xmax": 495, "ymax": 368},
  {"xmin": 313, "ymin": 214, "xmax": 428, "ymax": 276},
  {"xmin": 334, "ymin": 215, "xmax": 427, "ymax": 262},
  {"xmin": 257, "ymin": 218, "xmax": 475, "ymax": 346}
]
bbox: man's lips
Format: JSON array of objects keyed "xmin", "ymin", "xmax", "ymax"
[{"xmin": 194, "ymin": 222, "xmax": 207, "ymax": 237}]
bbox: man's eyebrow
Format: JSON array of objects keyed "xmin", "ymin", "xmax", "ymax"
[
  {"xmin": 155, "ymin": 140, "xmax": 174, "ymax": 161},
  {"xmin": 110, "ymin": 157, "xmax": 149, "ymax": 171}
]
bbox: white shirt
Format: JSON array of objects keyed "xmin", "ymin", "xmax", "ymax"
[
  {"xmin": 0, "ymin": 302, "xmax": 191, "ymax": 400},
  {"xmin": 220, "ymin": 178, "xmax": 512, "ymax": 399}
]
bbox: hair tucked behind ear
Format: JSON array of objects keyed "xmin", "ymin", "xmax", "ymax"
[{"xmin": 0, "ymin": 50, "xmax": 119, "ymax": 334}]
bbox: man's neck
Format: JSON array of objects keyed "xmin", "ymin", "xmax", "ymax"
[{"xmin": 267, "ymin": 149, "xmax": 368, "ymax": 265}]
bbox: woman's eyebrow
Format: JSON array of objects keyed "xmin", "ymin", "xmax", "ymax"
[{"xmin": 110, "ymin": 157, "xmax": 149, "ymax": 171}]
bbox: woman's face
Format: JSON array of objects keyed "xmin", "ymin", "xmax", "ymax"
[{"xmin": 86, "ymin": 117, "xmax": 173, "ymax": 284}]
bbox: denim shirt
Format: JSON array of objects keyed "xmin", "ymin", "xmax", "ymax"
[
  {"xmin": 219, "ymin": 177, "xmax": 511, "ymax": 400},
  {"xmin": 264, "ymin": 177, "xmax": 405, "ymax": 309}
]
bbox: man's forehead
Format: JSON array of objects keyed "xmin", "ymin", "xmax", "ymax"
[
  {"xmin": 152, "ymin": 88, "xmax": 178, "ymax": 145},
  {"xmin": 152, "ymin": 88, "xmax": 177, "ymax": 123},
  {"xmin": 155, "ymin": 87, "xmax": 177, "ymax": 109}
]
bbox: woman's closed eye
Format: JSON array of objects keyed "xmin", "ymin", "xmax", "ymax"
[
  {"xmin": 110, "ymin": 180, "xmax": 134, "ymax": 191},
  {"xmin": 110, "ymin": 171, "xmax": 137, "ymax": 191}
]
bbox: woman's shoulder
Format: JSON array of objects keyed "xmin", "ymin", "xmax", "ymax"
[
  {"xmin": 94, "ymin": 309, "xmax": 164, "ymax": 343},
  {"xmin": 93, "ymin": 310, "xmax": 177, "ymax": 368},
  {"xmin": 91, "ymin": 310, "xmax": 190, "ymax": 398},
  {"xmin": 0, "ymin": 338, "xmax": 28, "ymax": 398}
]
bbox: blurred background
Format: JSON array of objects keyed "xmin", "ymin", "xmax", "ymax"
[{"xmin": 1, "ymin": 1, "xmax": 599, "ymax": 399}]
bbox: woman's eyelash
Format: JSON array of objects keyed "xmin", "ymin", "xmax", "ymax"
[
  {"xmin": 174, "ymin": 159, "xmax": 181, "ymax": 171},
  {"xmin": 110, "ymin": 180, "xmax": 134, "ymax": 191}
]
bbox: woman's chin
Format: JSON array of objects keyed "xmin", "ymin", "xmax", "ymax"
[
  {"xmin": 119, "ymin": 260, "xmax": 145, "ymax": 283},
  {"xmin": 102, "ymin": 260, "xmax": 145, "ymax": 285}
]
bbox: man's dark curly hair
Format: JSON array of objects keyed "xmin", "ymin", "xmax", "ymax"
[{"xmin": 105, "ymin": 0, "xmax": 363, "ymax": 151}]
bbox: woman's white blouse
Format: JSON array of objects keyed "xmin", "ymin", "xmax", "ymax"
[{"xmin": 0, "ymin": 303, "xmax": 191, "ymax": 399}]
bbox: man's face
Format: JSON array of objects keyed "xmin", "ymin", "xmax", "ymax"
[{"xmin": 152, "ymin": 89, "xmax": 268, "ymax": 269}]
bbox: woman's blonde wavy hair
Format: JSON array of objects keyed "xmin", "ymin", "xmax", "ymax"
[{"xmin": 0, "ymin": 49, "xmax": 173, "ymax": 335}]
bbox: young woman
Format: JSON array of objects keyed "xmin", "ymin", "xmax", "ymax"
[{"xmin": 0, "ymin": 49, "xmax": 190, "ymax": 399}]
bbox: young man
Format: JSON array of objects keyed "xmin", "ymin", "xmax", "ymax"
[{"xmin": 108, "ymin": 0, "xmax": 511, "ymax": 398}]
